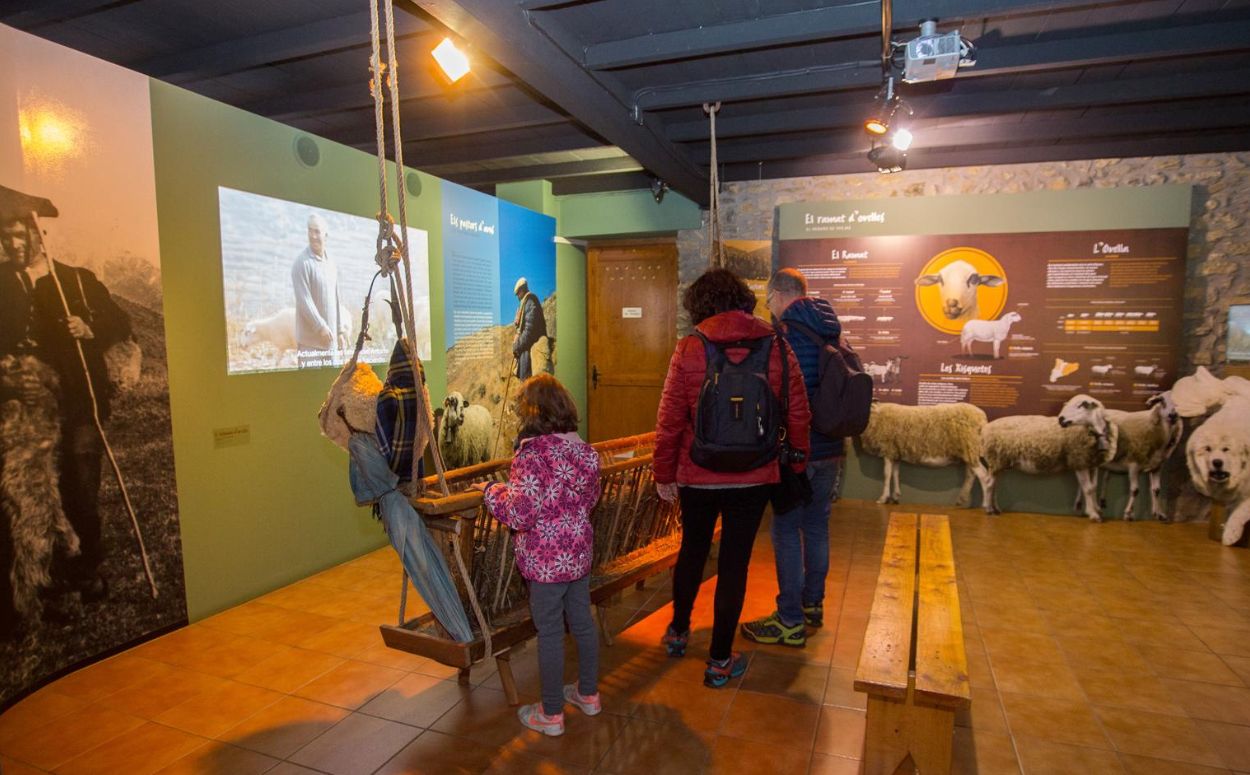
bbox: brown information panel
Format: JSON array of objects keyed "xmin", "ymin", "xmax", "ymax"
[{"xmin": 779, "ymin": 228, "xmax": 1187, "ymax": 418}]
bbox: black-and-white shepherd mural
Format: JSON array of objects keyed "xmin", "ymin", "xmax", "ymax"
[{"xmin": 0, "ymin": 24, "xmax": 186, "ymax": 710}]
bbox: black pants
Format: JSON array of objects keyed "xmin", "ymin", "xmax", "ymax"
[
  {"xmin": 61, "ymin": 422, "xmax": 104, "ymax": 580},
  {"xmin": 670, "ymin": 485, "xmax": 771, "ymax": 662}
]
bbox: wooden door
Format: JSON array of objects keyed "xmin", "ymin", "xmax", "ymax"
[{"xmin": 587, "ymin": 242, "xmax": 678, "ymax": 442}]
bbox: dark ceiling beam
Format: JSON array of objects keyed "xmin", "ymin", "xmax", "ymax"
[
  {"xmin": 636, "ymin": 18, "xmax": 1250, "ymax": 110},
  {"xmin": 406, "ymin": 0, "xmax": 709, "ymax": 205},
  {"xmin": 667, "ymin": 65, "xmax": 1250, "ymax": 142},
  {"xmin": 551, "ymin": 171, "xmax": 653, "ymax": 195},
  {"xmin": 518, "ymin": 0, "xmax": 599, "ymax": 8},
  {"xmin": 251, "ymin": 73, "xmax": 513, "ymax": 122},
  {"xmin": 329, "ymin": 102, "xmax": 570, "ymax": 147},
  {"xmin": 0, "ymin": 0, "xmax": 123, "ymax": 28},
  {"xmin": 585, "ymin": 0, "xmax": 1120, "ymax": 70},
  {"xmin": 402, "ymin": 125, "xmax": 606, "ymax": 166},
  {"xmin": 719, "ymin": 130, "xmax": 1250, "ymax": 182},
  {"xmin": 701, "ymin": 105, "xmax": 1250, "ymax": 164},
  {"xmin": 131, "ymin": 11, "xmax": 430, "ymax": 84},
  {"xmin": 441, "ymin": 156, "xmax": 642, "ymax": 187}
]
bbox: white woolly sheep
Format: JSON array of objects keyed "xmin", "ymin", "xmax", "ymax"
[
  {"xmin": 960, "ymin": 312, "xmax": 1021, "ymax": 359},
  {"xmin": 1091, "ymin": 364, "xmax": 1114, "ymax": 376},
  {"xmin": 1134, "ymin": 365, "xmax": 1162, "ymax": 378},
  {"xmin": 1049, "ymin": 358, "xmax": 1080, "ymax": 383},
  {"xmin": 915, "ymin": 259, "xmax": 1005, "ymax": 323},
  {"xmin": 438, "ymin": 392, "xmax": 494, "ymax": 469},
  {"xmin": 980, "ymin": 394, "xmax": 1119, "ymax": 521},
  {"xmin": 240, "ymin": 307, "xmax": 297, "ymax": 351},
  {"xmin": 1087, "ymin": 392, "xmax": 1183, "ymax": 522},
  {"xmin": 1186, "ymin": 394, "xmax": 1250, "ymax": 545},
  {"xmin": 0, "ymin": 355, "xmax": 80, "ymax": 625},
  {"xmin": 863, "ymin": 356, "xmax": 903, "ymax": 385},
  {"xmin": 858, "ymin": 402, "xmax": 990, "ymax": 508}
]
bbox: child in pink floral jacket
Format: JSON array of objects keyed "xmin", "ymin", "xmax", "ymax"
[{"xmin": 476, "ymin": 374, "xmax": 602, "ymax": 736}]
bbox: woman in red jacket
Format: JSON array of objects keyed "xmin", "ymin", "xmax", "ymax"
[{"xmin": 653, "ymin": 268, "xmax": 810, "ymax": 688}]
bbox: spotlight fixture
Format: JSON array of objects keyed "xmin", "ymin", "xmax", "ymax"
[
  {"xmin": 867, "ymin": 143, "xmax": 906, "ymax": 174},
  {"xmin": 864, "ymin": 118, "xmax": 889, "ymax": 136},
  {"xmin": 432, "ymin": 37, "xmax": 470, "ymax": 83}
]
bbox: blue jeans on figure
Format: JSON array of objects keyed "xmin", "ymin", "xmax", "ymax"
[{"xmin": 772, "ymin": 457, "xmax": 841, "ymax": 627}]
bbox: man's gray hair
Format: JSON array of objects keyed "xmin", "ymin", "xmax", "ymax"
[
  {"xmin": 768, "ymin": 267, "xmax": 808, "ymax": 296},
  {"xmin": 307, "ymin": 213, "xmax": 328, "ymax": 232}
]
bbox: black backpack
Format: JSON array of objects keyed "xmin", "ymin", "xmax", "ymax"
[
  {"xmin": 689, "ymin": 332, "xmax": 782, "ymax": 473},
  {"xmin": 786, "ymin": 320, "xmax": 874, "ymax": 438}
]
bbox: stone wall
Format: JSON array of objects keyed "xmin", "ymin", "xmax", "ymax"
[{"xmin": 677, "ymin": 153, "xmax": 1250, "ymax": 375}]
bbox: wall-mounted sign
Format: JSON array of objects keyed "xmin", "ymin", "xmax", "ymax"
[
  {"xmin": 213, "ymin": 425, "xmax": 251, "ymax": 448},
  {"xmin": 778, "ymin": 187, "xmax": 1192, "ymax": 418},
  {"xmin": 622, "ymin": 307, "xmax": 643, "ymax": 318}
]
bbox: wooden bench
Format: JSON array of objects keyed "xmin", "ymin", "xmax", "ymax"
[{"xmin": 854, "ymin": 513, "xmax": 971, "ymax": 775}]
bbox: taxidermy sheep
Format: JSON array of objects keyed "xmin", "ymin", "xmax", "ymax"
[
  {"xmin": 858, "ymin": 401, "xmax": 989, "ymax": 507},
  {"xmin": 980, "ymin": 394, "xmax": 1118, "ymax": 521}
]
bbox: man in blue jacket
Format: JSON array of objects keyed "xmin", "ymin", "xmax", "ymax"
[{"xmin": 742, "ymin": 267, "xmax": 844, "ymax": 647}]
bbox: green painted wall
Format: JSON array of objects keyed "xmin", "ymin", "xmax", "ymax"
[
  {"xmin": 150, "ymin": 81, "xmax": 458, "ymax": 620},
  {"xmin": 558, "ymin": 188, "xmax": 701, "ymax": 238}
]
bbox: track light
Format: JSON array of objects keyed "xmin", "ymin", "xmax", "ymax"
[
  {"xmin": 864, "ymin": 118, "xmax": 889, "ymax": 136},
  {"xmin": 432, "ymin": 38, "xmax": 470, "ymax": 83},
  {"xmin": 650, "ymin": 178, "xmax": 669, "ymax": 203},
  {"xmin": 868, "ymin": 143, "xmax": 906, "ymax": 174}
]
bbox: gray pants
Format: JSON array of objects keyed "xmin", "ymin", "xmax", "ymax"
[{"xmin": 528, "ymin": 575, "xmax": 598, "ymax": 715}]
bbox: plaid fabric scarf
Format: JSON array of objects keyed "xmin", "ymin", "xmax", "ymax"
[{"xmin": 375, "ymin": 341, "xmax": 429, "ymax": 484}]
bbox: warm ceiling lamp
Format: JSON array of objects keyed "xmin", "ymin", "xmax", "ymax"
[
  {"xmin": 864, "ymin": 118, "xmax": 889, "ymax": 136},
  {"xmin": 432, "ymin": 38, "xmax": 470, "ymax": 83}
]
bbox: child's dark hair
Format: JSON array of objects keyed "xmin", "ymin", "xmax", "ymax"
[{"xmin": 513, "ymin": 373, "xmax": 579, "ymax": 440}]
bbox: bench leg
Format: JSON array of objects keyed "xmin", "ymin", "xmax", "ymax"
[
  {"xmin": 457, "ymin": 667, "xmax": 471, "ymax": 687},
  {"xmin": 496, "ymin": 650, "xmax": 520, "ymax": 706},
  {"xmin": 596, "ymin": 604, "xmax": 615, "ymax": 647},
  {"xmin": 864, "ymin": 685, "xmax": 956, "ymax": 775}
]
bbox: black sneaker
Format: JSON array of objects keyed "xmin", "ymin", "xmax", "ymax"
[{"xmin": 802, "ymin": 604, "xmax": 823, "ymax": 629}]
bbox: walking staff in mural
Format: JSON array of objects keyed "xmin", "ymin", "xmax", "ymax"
[
  {"xmin": 0, "ymin": 187, "xmax": 132, "ymax": 638},
  {"xmin": 292, "ymin": 213, "xmax": 350, "ymax": 364},
  {"xmin": 512, "ymin": 277, "xmax": 550, "ymax": 380}
]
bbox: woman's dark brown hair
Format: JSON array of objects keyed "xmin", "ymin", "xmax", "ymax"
[
  {"xmin": 513, "ymin": 373, "xmax": 580, "ymax": 440},
  {"xmin": 682, "ymin": 268, "xmax": 757, "ymax": 325}
]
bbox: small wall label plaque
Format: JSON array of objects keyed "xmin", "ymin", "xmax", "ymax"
[{"xmin": 213, "ymin": 425, "xmax": 251, "ymax": 448}]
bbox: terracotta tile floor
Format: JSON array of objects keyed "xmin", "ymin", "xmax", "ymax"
[{"xmin": 4, "ymin": 500, "xmax": 1250, "ymax": 774}]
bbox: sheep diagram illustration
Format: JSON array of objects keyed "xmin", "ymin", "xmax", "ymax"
[
  {"xmin": 960, "ymin": 311, "xmax": 1021, "ymax": 359},
  {"xmin": 915, "ymin": 259, "xmax": 1005, "ymax": 322},
  {"xmin": 0, "ymin": 355, "xmax": 81, "ymax": 625}
]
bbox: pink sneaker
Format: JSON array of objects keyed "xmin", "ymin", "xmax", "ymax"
[
  {"xmin": 517, "ymin": 703, "xmax": 564, "ymax": 736},
  {"xmin": 563, "ymin": 684, "xmax": 602, "ymax": 716}
]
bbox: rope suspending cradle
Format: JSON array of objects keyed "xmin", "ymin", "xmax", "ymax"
[{"xmin": 324, "ymin": 0, "xmax": 689, "ymax": 703}]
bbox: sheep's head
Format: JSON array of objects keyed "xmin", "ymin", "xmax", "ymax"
[
  {"xmin": 1147, "ymin": 391, "xmax": 1180, "ymax": 430},
  {"xmin": 1002, "ymin": 312, "xmax": 1022, "ymax": 325},
  {"xmin": 1058, "ymin": 394, "xmax": 1111, "ymax": 451},
  {"xmin": 915, "ymin": 259, "xmax": 1004, "ymax": 320},
  {"xmin": 239, "ymin": 323, "xmax": 257, "ymax": 347},
  {"xmin": 443, "ymin": 392, "xmax": 467, "ymax": 430}
]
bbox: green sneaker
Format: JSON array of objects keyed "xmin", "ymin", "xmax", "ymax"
[
  {"xmin": 740, "ymin": 612, "xmax": 806, "ymax": 647},
  {"xmin": 802, "ymin": 604, "xmax": 824, "ymax": 629}
]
